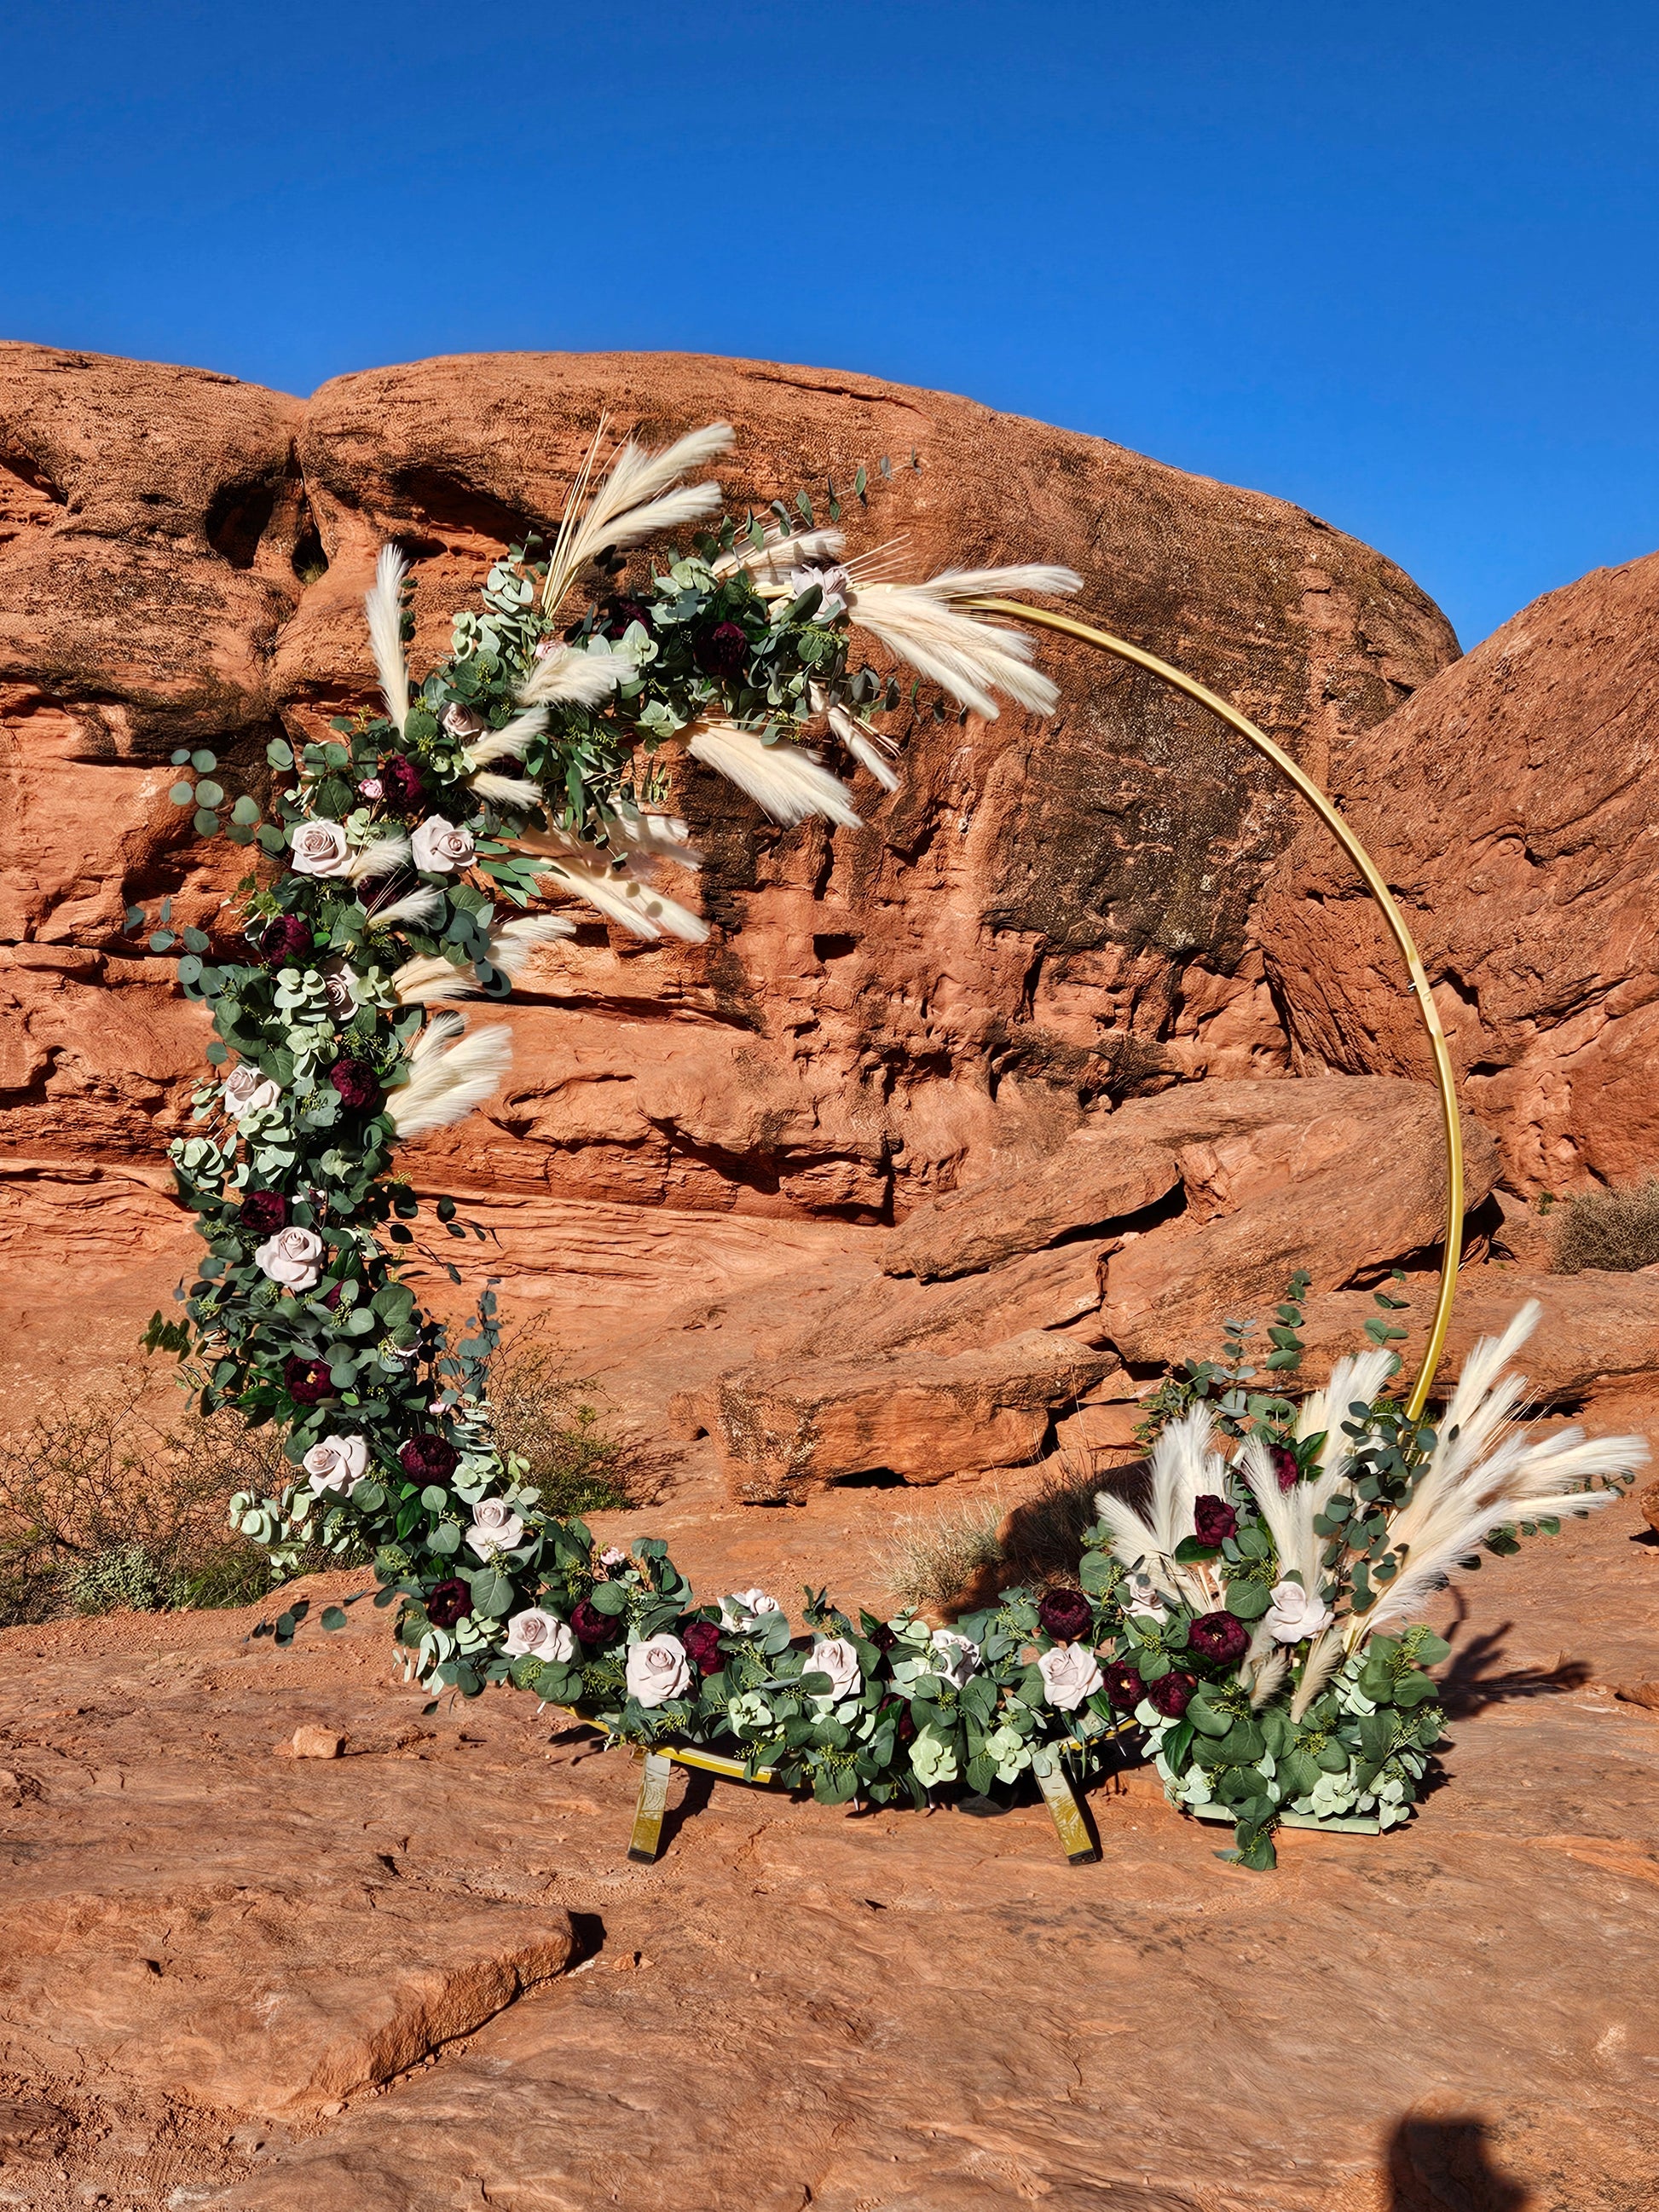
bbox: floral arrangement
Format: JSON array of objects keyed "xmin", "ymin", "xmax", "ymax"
[
  {"xmin": 1073, "ymin": 1301, "xmax": 1645, "ymax": 1865},
  {"xmin": 138, "ymin": 413, "xmax": 1130, "ymax": 1807}
]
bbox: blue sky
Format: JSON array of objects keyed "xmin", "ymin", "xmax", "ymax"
[{"xmin": 4, "ymin": 1, "xmax": 1654, "ymax": 646}]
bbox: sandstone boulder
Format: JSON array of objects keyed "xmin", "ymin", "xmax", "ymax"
[
  {"xmin": 1263, "ymin": 548, "xmax": 1659, "ymax": 1194},
  {"xmin": 1, "ymin": 344, "xmax": 1458, "ymax": 1227},
  {"xmin": 708, "ymin": 1076, "xmax": 1498, "ymax": 1497}
]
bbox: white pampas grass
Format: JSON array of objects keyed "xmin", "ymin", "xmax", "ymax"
[
  {"xmin": 540, "ymin": 419, "xmax": 733, "ymax": 621},
  {"xmin": 392, "ymin": 954, "xmax": 471, "ymax": 1006},
  {"xmin": 1249, "ymin": 1650, "xmax": 1292, "ymax": 1711},
  {"xmin": 686, "ymin": 720, "xmax": 862, "ymax": 829},
  {"xmin": 392, "ymin": 915, "xmax": 576, "ymax": 1006},
  {"xmin": 709, "ymin": 523, "xmax": 847, "ymax": 582},
  {"xmin": 1346, "ymin": 1303, "xmax": 1646, "ymax": 1643},
  {"xmin": 464, "ymin": 706, "xmax": 547, "ymax": 767},
  {"xmin": 466, "ymin": 770, "xmax": 543, "ymax": 811},
  {"xmin": 516, "ymin": 645, "xmax": 628, "ymax": 710},
  {"xmin": 1289, "ymin": 1629, "xmax": 1344, "ymax": 1722},
  {"xmin": 364, "ymin": 544, "xmax": 412, "ymax": 732},
  {"xmin": 613, "ymin": 811, "xmax": 702, "ymax": 874},
  {"xmin": 346, "ymin": 834, "xmax": 413, "ymax": 883},
  {"xmin": 488, "ymin": 912, "xmax": 577, "ymax": 973},
  {"xmin": 1093, "ymin": 1406, "xmax": 1230, "ymax": 1610},
  {"xmin": 1294, "ymin": 1348, "xmax": 1398, "ymax": 1465},
  {"xmin": 369, "ymin": 886, "xmax": 443, "ymax": 932},
  {"xmin": 389, "ymin": 1021, "xmax": 512, "ymax": 1139},
  {"xmin": 512, "ymin": 829, "xmax": 709, "ymax": 944},
  {"xmin": 829, "ymin": 702, "xmax": 901, "ymax": 792},
  {"xmin": 847, "ymin": 563, "xmax": 1080, "ymax": 719}
]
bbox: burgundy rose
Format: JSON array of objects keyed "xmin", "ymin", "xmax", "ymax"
[
  {"xmin": 867, "ymin": 1621, "xmax": 897, "ymax": 1653},
  {"xmin": 1269, "ymin": 1445, "xmax": 1300, "ymax": 1493},
  {"xmin": 329, "ymin": 1057, "xmax": 383, "ymax": 1112},
  {"xmin": 425, "ymin": 1578, "xmax": 471, "ymax": 1629},
  {"xmin": 283, "ymin": 1355, "xmax": 333, "ymax": 1405},
  {"xmin": 604, "ymin": 596, "xmax": 656, "ymax": 638},
  {"xmin": 377, "ymin": 754, "xmax": 426, "ymax": 811},
  {"xmin": 1103, "ymin": 1660, "xmax": 1145, "ymax": 1711},
  {"xmin": 399, "ymin": 1433, "xmax": 459, "ymax": 1483},
  {"xmin": 240, "ymin": 1190, "xmax": 288, "ymax": 1236},
  {"xmin": 571, "ymin": 1598, "xmax": 621, "ymax": 1649},
  {"xmin": 679, "ymin": 1619, "xmax": 723, "ymax": 1676},
  {"xmin": 321, "ymin": 1279, "xmax": 344, "ymax": 1312},
  {"xmin": 257, "ymin": 915, "xmax": 314, "ymax": 968},
  {"xmin": 1193, "ymin": 1494, "xmax": 1238, "ymax": 1548},
  {"xmin": 1037, "ymin": 1586, "xmax": 1093, "ymax": 1643},
  {"xmin": 1188, "ymin": 1610, "xmax": 1251, "ymax": 1667},
  {"xmin": 693, "ymin": 621, "xmax": 749, "ymax": 679},
  {"xmin": 1147, "ymin": 1668, "xmax": 1197, "ymax": 1719}
]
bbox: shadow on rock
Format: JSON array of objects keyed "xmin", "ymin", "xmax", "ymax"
[{"xmin": 1386, "ymin": 2113, "xmax": 1531, "ymax": 2211}]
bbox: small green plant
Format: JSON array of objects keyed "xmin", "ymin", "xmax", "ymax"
[
  {"xmin": 486, "ymin": 1331, "xmax": 633, "ymax": 1516},
  {"xmin": 1552, "ymin": 1178, "xmax": 1659, "ymax": 1275}
]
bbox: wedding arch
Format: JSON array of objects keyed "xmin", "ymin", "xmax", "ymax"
[{"xmin": 141, "ymin": 416, "xmax": 1641, "ymax": 1868}]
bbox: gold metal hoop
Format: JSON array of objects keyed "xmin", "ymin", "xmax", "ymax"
[{"xmin": 965, "ymin": 598, "xmax": 1461, "ymax": 1421}]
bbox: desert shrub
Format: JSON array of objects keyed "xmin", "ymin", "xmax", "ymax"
[
  {"xmin": 881, "ymin": 1501, "xmax": 1006, "ymax": 1614},
  {"xmin": 0, "ymin": 1365, "xmax": 294, "ymax": 1626},
  {"xmin": 1552, "ymin": 1179, "xmax": 1659, "ymax": 1275},
  {"xmin": 486, "ymin": 1330, "xmax": 633, "ymax": 1516}
]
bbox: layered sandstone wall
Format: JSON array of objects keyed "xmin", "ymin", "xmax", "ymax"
[{"xmin": 0, "ymin": 342, "xmax": 1457, "ymax": 1235}]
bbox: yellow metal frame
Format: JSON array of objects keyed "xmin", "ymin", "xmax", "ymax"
[{"xmin": 964, "ymin": 598, "xmax": 1462, "ymax": 1421}]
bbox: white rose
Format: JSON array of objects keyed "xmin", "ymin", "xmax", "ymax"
[
  {"xmin": 808, "ymin": 1637, "xmax": 862, "ymax": 1703},
  {"xmin": 1038, "ymin": 1643, "xmax": 1104, "ymax": 1712},
  {"xmin": 1265, "ymin": 1579, "xmax": 1334, "ymax": 1644},
  {"xmin": 254, "ymin": 1225, "xmax": 324, "ymax": 1291},
  {"xmin": 787, "ymin": 563, "xmax": 852, "ymax": 621},
  {"xmin": 720, "ymin": 1588, "xmax": 781, "ymax": 1630},
  {"xmin": 290, "ymin": 819, "xmax": 352, "ymax": 877},
  {"xmin": 627, "ymin": 1633, "xmax": 691, "ymax": 1708},
  {"xmin": 319, "ymin": 960, "xmax": 358, "ymax": 1022},
  {"xmin": 303, "ymin": 1434, "xmax": 369, "ymax": 1495},
  {"xmin": 465, "ymin": 1498, "xmax": 527, "ymax": 1559},
  {"xmin": 502, "ymin": 1607, "xmax": 576, "ymax": 1661},
  {"xmin": 929, "ymin": 1628, "xmax": 980, "ymax": 1689},
  {"xmin": 442, "ymin": 702, "xmax": 484, "ymax": 738},
  {"xmin": 412, "ymin": 817, "xmax": 476, "ymax": 874},
  {"xmin": 223, "ymin": 1064, "xmax": 281, "ymax": 1119}
]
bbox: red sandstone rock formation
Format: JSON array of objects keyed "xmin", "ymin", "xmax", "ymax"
[
  {"xmin": 1263, "ymin": 549, "xmax": 1659, "ymax": 1195},
  {"xmin": 1, "ymin": 341, "xmax": 1454, "ymax": 1233}
]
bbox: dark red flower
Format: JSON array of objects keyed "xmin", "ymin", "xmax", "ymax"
[
  {"xmin": 866, "ymin": 1621, "xmax": 897, "ymax": 1653},
  {"xmin": 321, "ymin": 1279, "xmax": 344, "ymax": 1312},
  {"xmin": 378, "ymin": 754, "xmax": 426, "ymax": 811},
  {"xmin": 283, "ymin": 1355, "xmax": 333, "ymax": 1405},
  {"xmin": 1188, "ymin": 1610, "xmax": 1251, "ymax": 1667},
  {"xmin": 571, "ymin": 1598, "xmax": 621, "ymax": 1649},
  {"xmin": 329, "ymin": 1058, "xmax": 383, "ymax": 1112},
  {"xmin": 399, "ymin": 1433, "xmax": 459, "ymax": 1483},
  {"xmin": 257, "ymin": 915, "xmax": 314, "ymax": 968},
  {"xmin": 240, "ymin": 1190, "xmax": 288, "ymax": 1236},
  {"xmin": 425, "ymin": 1578, "xmax": 471, "ymax": 1629},
  {"xmin": 1269, "ymin": 1445, "xmax": 1300, "ymax": 1493},
  {"xmin": 693, "ymin": 620, "xmax": 749, "ymax": 679},
  {"xmin": 1147, "ymin": 1669, "xmax": 1197, "ymax": 1719},
  {"xmin": 1194, "ymin": 1494, "xmax": 1238, "ymax": 1547},
  {"xmin": 1038, "ymin": 1586, "xmax": 1093, "ymax": 1643},
  {"xmin": 680, "ymin": 1619, "xmax": 723, "ymax": 1675},
  {"xmin": 603, "ymin": 597, "xmax": 655, "ymax": 638},
  {"xmin": 1103, "ymin": 1660, "xmax": 1145, "ymax": 1710}
]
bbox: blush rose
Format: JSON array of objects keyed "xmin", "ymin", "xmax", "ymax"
[
  {"xmin": 290, "ymin": 819, "xmax": 352, "ymax": 877},
  {"xmin": 412, "ymin": 817, "xmax": 476, "ymax": 873},
  {"xmin": 255, "ymin": 1225, "xmax": 324, "ymax": 1291},
  {"xmin": 1038, "ymin": 1643, "xmax": 1104, "ymax": 1711},
  {"xmin": 626, "ymin": 1634, "xmax": 692, "ymax": 1708}
]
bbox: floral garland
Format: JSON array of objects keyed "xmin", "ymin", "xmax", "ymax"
[{"xmin": 139, "ymin": 418, "xmax": 1645, "ymax": 1861}]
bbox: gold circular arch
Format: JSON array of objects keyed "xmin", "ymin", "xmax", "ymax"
[{"xmin": 965, "ymin": 597, "xmax": 1462, "ymax": 1422}]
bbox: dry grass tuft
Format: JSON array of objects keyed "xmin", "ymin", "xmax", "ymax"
[
  {"xmin": 880, "ymin": 1500, "xmax": 1006, "ymax": 1615},
  {"xmin": 0, "ymin": 1365, "xmax": 293, "ymax": 1626},
  {"xmin": 486, "ymin": 1327, "xmax": 633, "ymax": 1516},
  {"xmin": 1552, "ymin": 1179, "xmax": 1659, "ymax": 1275}
]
